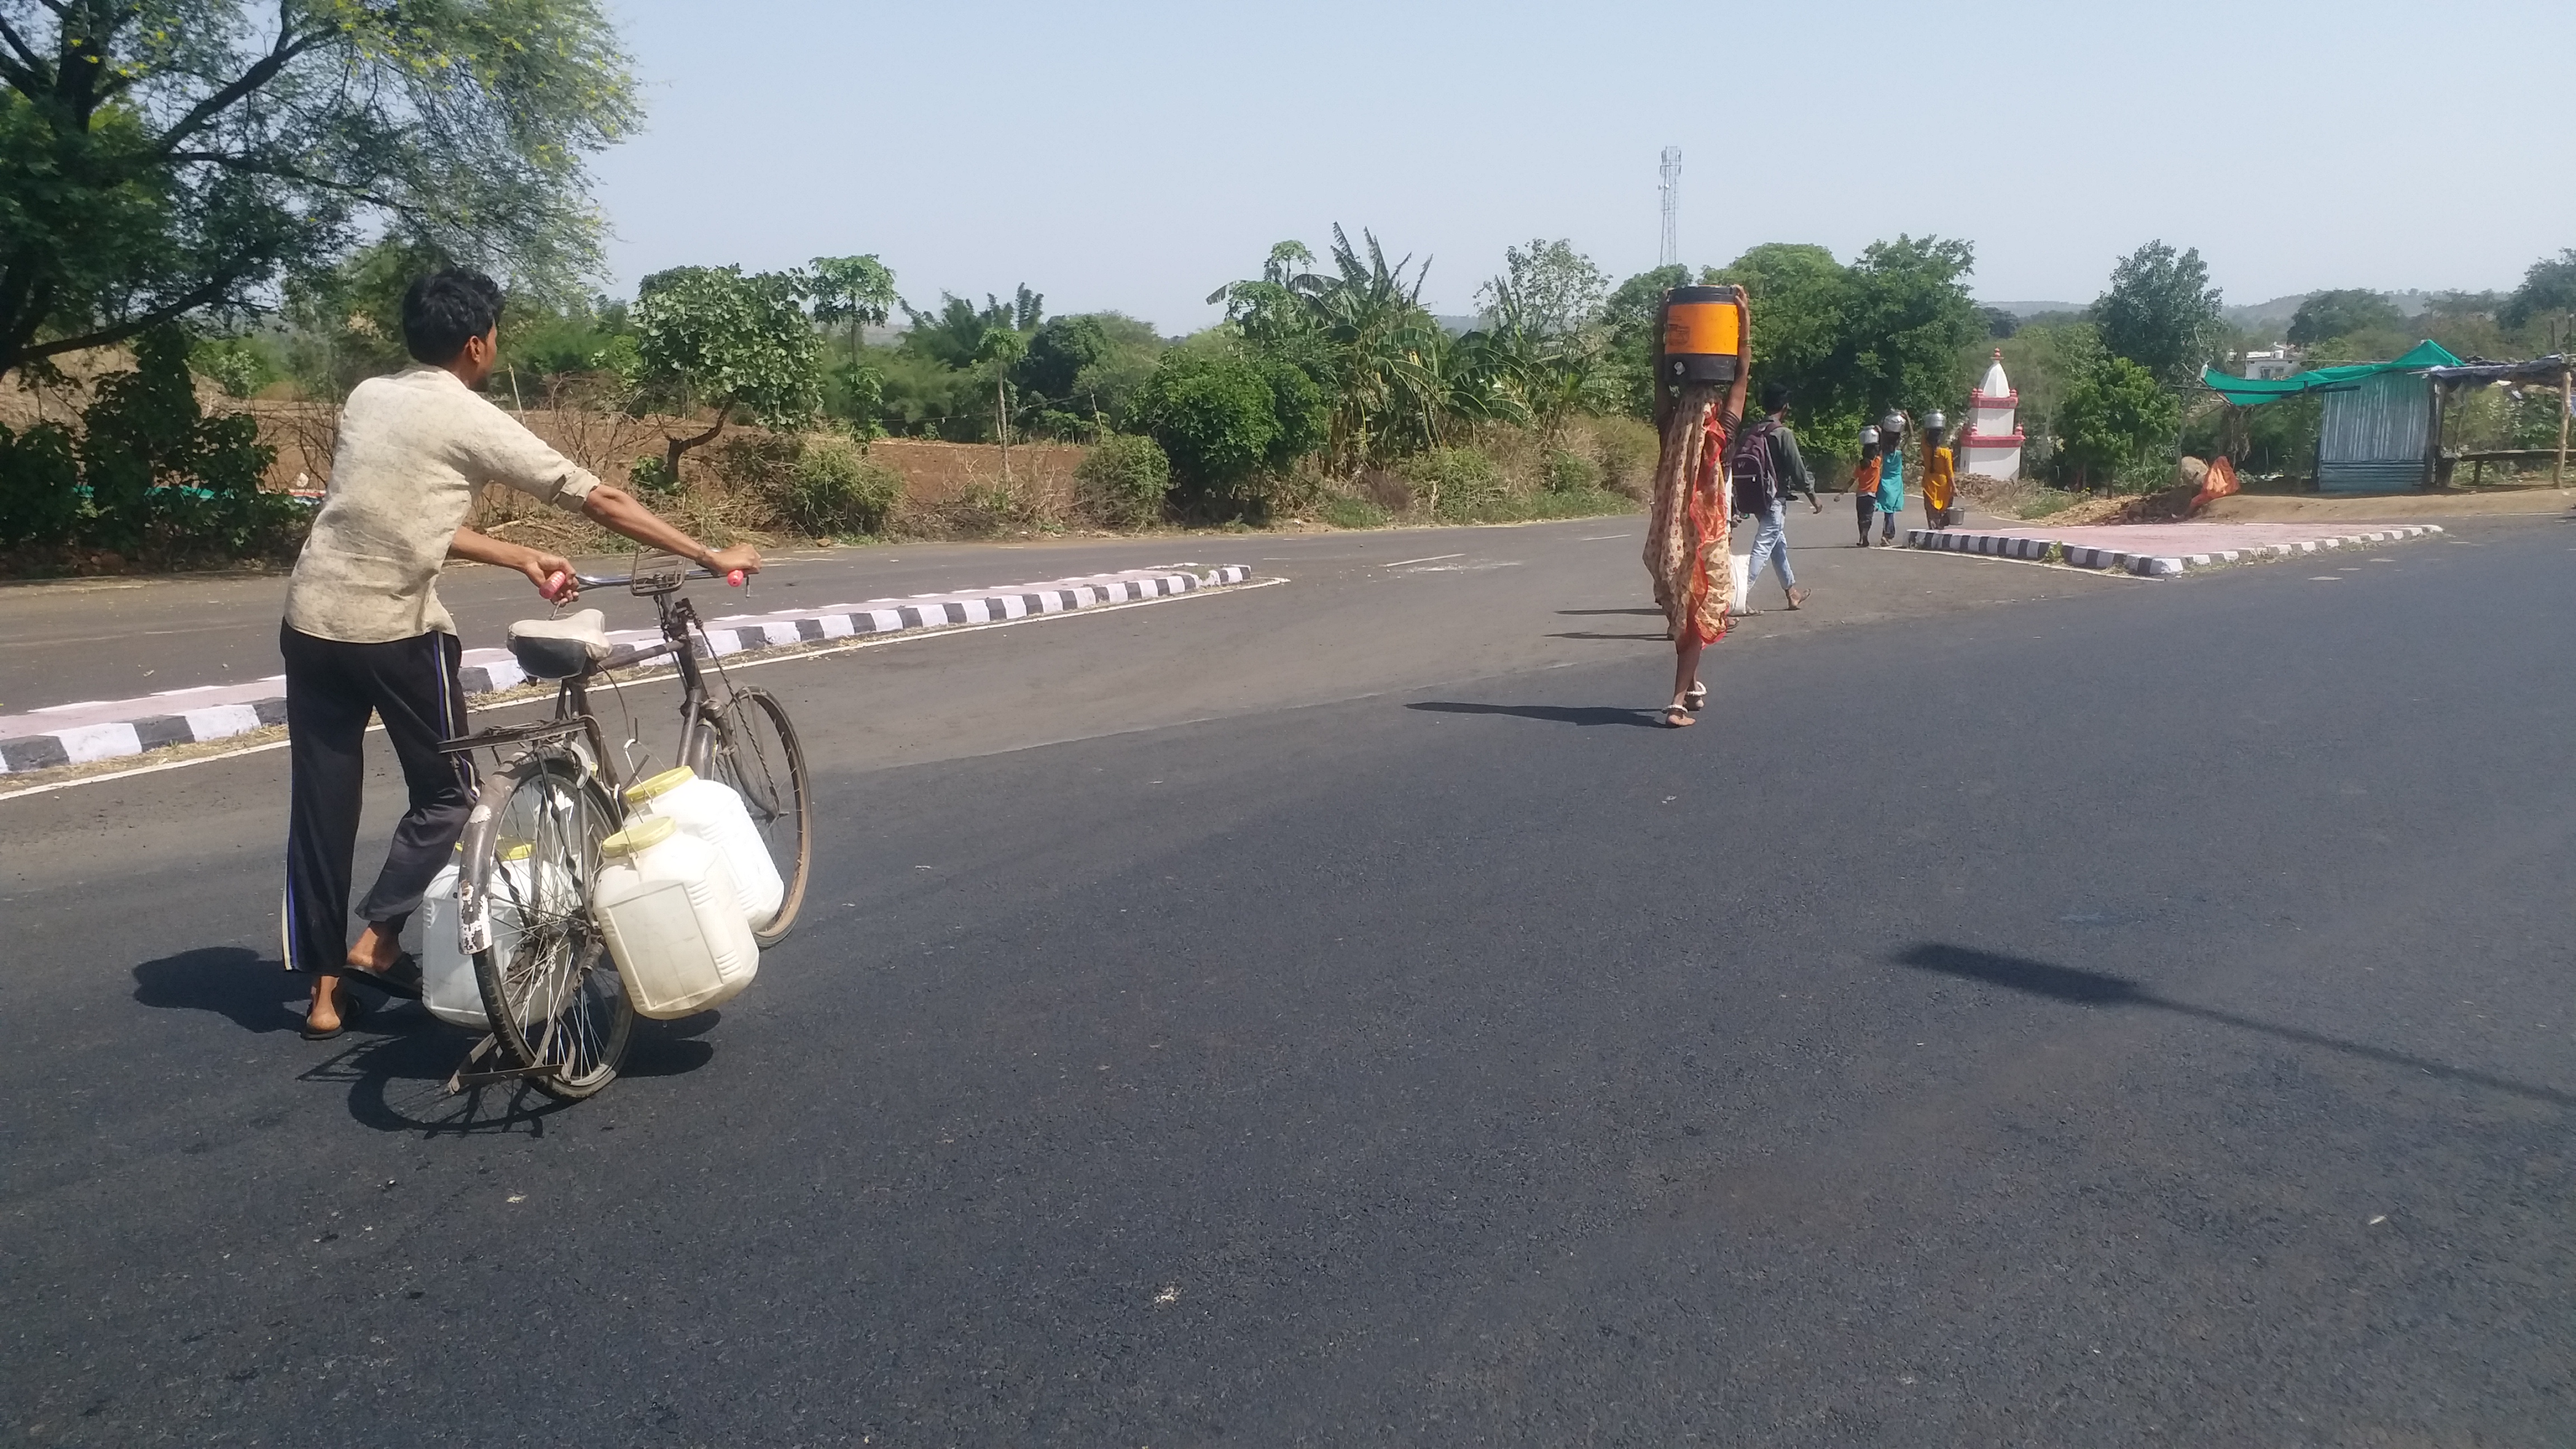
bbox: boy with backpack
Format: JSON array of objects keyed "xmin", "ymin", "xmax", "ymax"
[{"xmin": 1733, "ymin": 381, "xmax": 1816, "ymax": 609}]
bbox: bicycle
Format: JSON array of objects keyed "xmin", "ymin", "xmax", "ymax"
[{"xmin": 435, "ymin": 550, "xmax": 813, "ymax": 1100}]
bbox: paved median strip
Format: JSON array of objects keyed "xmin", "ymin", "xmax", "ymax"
[
  {"xmin": 0, "ymin": 563, "xmax": 1253, "ymax": 775},
  {"xmin": 1905, "ymin": 523, "xmax": 2444, "ymax": 577}
]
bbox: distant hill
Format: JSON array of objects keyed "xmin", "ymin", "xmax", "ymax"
[
  {"xmin": 1982, "ymin": 300, "xmax": 2088, "ymax": 318},
  {"xmin": 2224, "ymin": 294, "xmax": 2312, "ymax": 332}
]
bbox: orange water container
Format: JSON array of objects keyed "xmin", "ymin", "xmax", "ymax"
[{"xmin": 1659, "ymin": 285, "xmax": 1744, "ymax": 384}]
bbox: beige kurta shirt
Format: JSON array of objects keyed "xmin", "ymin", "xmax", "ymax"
[{"xmin": 283, "ymin": 366, "xmax": 600, "ymax": 643}]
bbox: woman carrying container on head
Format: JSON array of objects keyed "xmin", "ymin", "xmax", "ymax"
[
  {"xmin": 1644, "ymin": 284, "xmax": 1753, "ymax": 727},
  {"xmin": 1852, "ymin": 425, "xmax": 1882, "ymax": 547},
  {"xmin": 1920, "ymin": 411, "xmax": 1957, "ymax": 530},
  {"xmin": 1872, "ymin": 410, "xmax": 1907, "ymax": 545}
]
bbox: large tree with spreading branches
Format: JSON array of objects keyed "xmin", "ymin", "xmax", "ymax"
[{"xmin": 0, "ymin": 0, "xmax": 641, "ymax": 376}]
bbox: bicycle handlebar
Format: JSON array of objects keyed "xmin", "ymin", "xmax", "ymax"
[{"xmin": 546, "ymin": 566, "xmax": 746, "ymax": 598}]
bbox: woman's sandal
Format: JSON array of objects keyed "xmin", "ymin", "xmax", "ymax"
[
  {"xmin": 1684, "ymin": 683, "xmax": 1708, "ymax": 711},
  {"xmin": 1664, "ymin": 705, "xmax": 1697, "ymax": 728},
  {"xmin": 301, "ymin": 989, "xmax": 369, "ymax": 1041},
  {"xmin": 337, "ymin": 953, "xmax": 425, "ymax": 1001}
]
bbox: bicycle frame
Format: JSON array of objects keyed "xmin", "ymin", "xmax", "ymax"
[{"xmin": 441, "ymin": 570, "xmax": 731, "ymax": 956}]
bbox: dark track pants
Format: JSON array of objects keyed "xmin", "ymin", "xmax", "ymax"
[{"xmin": 280, "ymin": 624, "xmax": 476, "ymax": 976}]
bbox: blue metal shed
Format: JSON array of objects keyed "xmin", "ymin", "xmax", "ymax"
[{"xmin": 2202, "ymin": 340, "xmax": 2462, "ymax": 493}]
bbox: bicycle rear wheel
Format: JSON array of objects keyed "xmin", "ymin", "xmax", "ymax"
[
  {"xmin": 471, "ymin": 753, "xmax": 631, "ymax": 1100},
  {"xmin": 704, "ymin": 685, "xmax": 811, "ymax": 945}
]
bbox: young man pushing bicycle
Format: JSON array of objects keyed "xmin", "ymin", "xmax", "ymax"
[{"xmin": 283, "ymin": 269, "xmax": 761, "ymax": 1039}]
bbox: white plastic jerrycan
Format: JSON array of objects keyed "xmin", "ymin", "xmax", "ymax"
[
  {"xmin": 621, "ymin": 766, "xmax": 784, "ymax": 929},
  {"xmin": 415, "ymin": 841, "xmax": 578, "ymax": 1030},
  {"xmin": 590, "ymin": 815, "xmax": 759, "ymax": 1020}
]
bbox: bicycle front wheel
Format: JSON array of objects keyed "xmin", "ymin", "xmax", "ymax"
[
  {"xmin": 704, "ymin": 685, "xmax": 811, "ymax": 945},
  {"xmin": 471, "ymin": 752, "xmax": 632, "ymax": 1100}
]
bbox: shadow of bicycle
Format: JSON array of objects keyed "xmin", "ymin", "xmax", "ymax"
[{"xmin": 134, "ymin": 945, "xmax": 715, "ymax": 1135}]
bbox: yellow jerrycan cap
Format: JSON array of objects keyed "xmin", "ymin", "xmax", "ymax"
[
  {"xmin": 599, "ymin": 815, "xmax": 678, "ymax": 859},
  {"xmin": 622, "ymin": 766, "xmax": 698, "ymax": 807}
]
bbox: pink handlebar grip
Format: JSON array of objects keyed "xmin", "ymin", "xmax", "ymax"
[
  {"xmin": 726, "ymin": 569, "xmax": 747, "ymax": 588},
  {"xmin": 540, "ymin": 571, "xmax": 570, "ymax": 601}
]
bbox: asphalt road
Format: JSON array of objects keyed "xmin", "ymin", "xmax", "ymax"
[
  {"xmin": 3, "ymin": 503, "xmax": 2094, "ymax": 718},
  {"xmin": 3, "ymin": 513, "xmax": 2570, "ymax": 1445}
]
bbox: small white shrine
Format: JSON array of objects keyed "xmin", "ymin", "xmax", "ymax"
[{"xmin": 1962, "ymin": 349, "xmax": 2023, "ymax": 480}]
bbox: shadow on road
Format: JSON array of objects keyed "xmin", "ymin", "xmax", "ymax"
[
  {"xmin": 1408, "ymin": 702, "xmax": 1665, "ymax": 729},
  {"xmin": 135, "ymin": 946, "xmax": 714, "ymax": 1134},
  {"xmin": 1545, "ymin": 631, "xmax": 1669, "ymax": 642},
  {"xmin": 1556, "ymin": 608, "xmax": 1664, "ymax": 617},
  {"xmin": 1897, "ymin": 942, "xmax": 2574, "ymax": 1109},
  {"xmin": 133, "ymin": 945, "xmax": 306, "ymax": 1035}
]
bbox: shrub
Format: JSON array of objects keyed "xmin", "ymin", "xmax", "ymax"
[
  {"xmin": 11, "ymin": 327, "xmax": 299, "ymax": 566},
  {"xmin": 1542, "ymin": 446, "xmax": 1600, "ymax": 494},
  {"xmin": 1403, "ymin": 446, "xmax": 1508, "ymax": 519},
  {"xmin": 1133, "ymin": 353, "xmax": 1279, "ymax": 512},
  {"xmin": 1074, "ymin": 433, "xmax": 1170, "ymax": 527},
  {"xmin": 0, "ymin": 423, "xmax": 81, "ymax": 548},
  {"xmin": 1585, "ymin": 415, "xmax": 1659, "ymax": 499},
  {"xmin": 1131, "ymin": 350, "xmax": 1320, "ymax": 518},
  {"xmin": 627, "ymin": 454, "xmax": 681, "ymax": 495},
  {"xmin": 192, "ymin": 336, "xmax": 281, "ymax": 399},
  {"xmin": 1320, "ymin": 495, "xmax": 1389, "ymax": 529},
  {"xmin": 783, "ymin": 436, "xmax": 902, "ymax": 537}
]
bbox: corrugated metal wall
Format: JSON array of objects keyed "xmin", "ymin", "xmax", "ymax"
[{"xmin": 2318, "ymin": 372, "xmax": 2431, "ymax": 492}]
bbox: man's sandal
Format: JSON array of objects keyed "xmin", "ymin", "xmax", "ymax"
[
  {"xmin": 301, "ymin": 990, "xmax": 369, "ymax": 1041},
  {"xmin": 337, "ymin": 953, "xmax": 425, "ymax": 1001}
]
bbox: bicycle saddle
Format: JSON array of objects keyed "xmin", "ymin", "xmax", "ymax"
[{"xmin": 506, "ymin": 608, "xmax": 611, "ymax": 679}]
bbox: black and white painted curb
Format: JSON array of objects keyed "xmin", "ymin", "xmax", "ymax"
[
  {"xmin": 1903, "ymin": 524, "xmax": 2444, "ymax": 577},
  {"xmin": 0, "ymin": 564, "xmax": 1253, "ymax": 776}
]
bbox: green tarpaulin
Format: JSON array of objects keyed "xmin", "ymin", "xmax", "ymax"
[{"xmin": 2200, "ymin": 339, "xmax": 2463, "ymax": 405}]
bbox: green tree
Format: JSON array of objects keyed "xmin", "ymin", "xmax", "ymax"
[
  {"xmin": 1843, "ymin": 235, "xmax": 1982, "ymax": 419},
  {"xmin": 1478, "ymin": 238, "xmax": 1607, "ymax": 340},
  {"xmin": 2058, "ymin": 353, "xmax": 2179, "ymax": 488},
  {"xmin": 976, "ymin": 323, "xmax": 1029, "ymax": 462},
  {"xmin": 1598, "ymin": 264, "xmax": 1689, "ymax": 418},
  {"xmin": 632, "ymin": 266, "xmax": 822, "ymax": 480},
  {"xmin": 1704, "ymin": 243, "xmax": 1857, "ymax": 435},
  {"xmin": 805, "ymin": 255, "xmax": 896, "ymax": 434},
  {"xmin": 1472, "ymin": 239, "xmax": 1609, "ymax": 442},
  {"xmin": 0, "ymin": 0, "xmax": 639, "ymax": 378},
  {"xmin": 1996, "ymin": 317, "xmax": 2101, "ymax": 477},
  {"xmin": 2093, "ymin": 240, "xmax": 2223, "ymax": 385},
  {"xmin": 899, "ymin": 286, "xmax": 1041, "ymax": 370},
  {"xmin": 1292, "ymin": 227, "xmax": 1449, "ymax": 467},
  {"xmin": 806, "ymin": 255, "xmax": 898, "ymax": 355},
  {"xmin": 1063, "ymin": 314, "xmax": 1166, "ymax": 429},
  {"xmin": 1206, "ymin": 229, "xmax": 1444, "ymax": 469},
  {"xmin": 2502, "ymin": 249, "xmax": 2576, "ymax": 335},
  {"xmin": 1018, "ymin": 315, "xmax": 1107, "ymax": 408},
  {"xmin": 2286, "ymin": 289, "xmax": 2405, "ymax": 348}
]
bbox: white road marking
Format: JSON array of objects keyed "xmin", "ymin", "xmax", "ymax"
[{"xmin": 1382, "ymin": 553, "xmax": 1465, "ymax": 567}]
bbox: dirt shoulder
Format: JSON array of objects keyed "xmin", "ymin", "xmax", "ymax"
[{"xmin": 2200, "ymin": 488, "xmax": 2576, "ymax": 524}]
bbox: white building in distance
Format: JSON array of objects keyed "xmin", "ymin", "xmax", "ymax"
[
  {"xmin": 1962, "ymin": 349, "xmax": 2024, "ymax": 480},
  {"xmin": 2237, "ymin": 344, "xmax": 2302, "ymax": 381}
]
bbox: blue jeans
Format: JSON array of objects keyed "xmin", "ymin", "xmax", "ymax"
[{"xmin": 1747, "ymin": 504, "xmax": 1796, "ymax": 592}]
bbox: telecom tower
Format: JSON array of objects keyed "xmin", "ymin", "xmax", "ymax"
[{"xmin": 1658, "ymin": 146, "xmax": 1682, "ymax": 268}]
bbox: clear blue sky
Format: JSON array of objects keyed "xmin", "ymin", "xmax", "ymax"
[{"xmin": 590, "ymin": 0, "xmax": 2574, "ymax": 330}]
